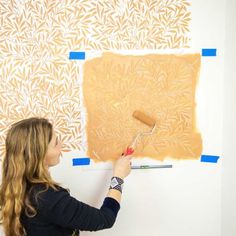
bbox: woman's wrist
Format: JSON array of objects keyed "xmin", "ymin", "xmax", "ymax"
[{"xmin": 113, "ymin": 171, "xmax": 125, "ymax": 180}]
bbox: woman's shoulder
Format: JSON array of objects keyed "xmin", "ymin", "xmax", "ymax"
[
  {"xmin": 29, "ymin": 183, "xmax": 67, "ymax": 192},
  {"xmin": 28, "ymin": 183, "xmax": 70, "ymax": 206},
  {"xmin": 23, "ymin": 183, "xmax": 75, "ymax": 224}
]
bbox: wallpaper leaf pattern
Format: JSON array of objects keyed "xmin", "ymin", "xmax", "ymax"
[{"xmin": 0, "ymin": 0, "xmax": 191, "ymax": 160}]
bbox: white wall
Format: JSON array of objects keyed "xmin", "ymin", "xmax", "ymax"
[
  {"xmin": 0, "ymin": 1, "xmax": 231, "ymax": 236},
  {"xmin": 222, "ymin": 0, "xmax": 236, "ymax": 235},
  {"xmin": 51, "ymin": 156, "xmax": 222, "ymax": 236},
  {"xmin": 50, "ymin": 1, "xmax": 225, "ymax": 236}
]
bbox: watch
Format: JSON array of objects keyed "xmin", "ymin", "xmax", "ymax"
[{"xmin": 109, "ymin": 176, "xmax": 124, "ymax": 193}]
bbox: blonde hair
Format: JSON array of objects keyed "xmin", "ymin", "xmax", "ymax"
[{"xmin": 0, "ymin": 117, "xmax": 59, "ymax": 236}]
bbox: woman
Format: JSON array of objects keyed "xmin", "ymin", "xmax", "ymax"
[{"xmin": 0, "ymin": 117, "xmax": 132, "ymax": 236}]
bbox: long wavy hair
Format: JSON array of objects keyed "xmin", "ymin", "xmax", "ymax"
[{"xmin": 0, "ymin": 117, "xmax": 59, "ymax": 236}]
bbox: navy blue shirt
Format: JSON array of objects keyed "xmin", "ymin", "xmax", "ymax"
[{"xmin": 21, "ymin": 185, "xmax": 120, "ymax": 236}]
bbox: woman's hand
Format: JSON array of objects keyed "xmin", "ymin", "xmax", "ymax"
[{"xmin": 113, "ymin": 155, "xmax": 132, "ymax": 179}]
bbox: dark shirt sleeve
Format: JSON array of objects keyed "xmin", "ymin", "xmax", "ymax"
[{"xmin": 34, "ymin": 186, "xmax": 120, "ymax": 231}]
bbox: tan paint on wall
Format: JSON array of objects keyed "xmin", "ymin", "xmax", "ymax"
[{"xmin": 83, "ymin": 53, "xmax": 202, "ymax": 162}]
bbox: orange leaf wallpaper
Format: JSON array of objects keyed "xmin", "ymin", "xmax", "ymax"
[{"xmin": 0, "ymin": 0, "xmax": 192, "ymax": 161}]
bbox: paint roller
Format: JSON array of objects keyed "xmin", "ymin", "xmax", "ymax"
[{"xmin": 123, "ymin": 110, "xmax": 156, "ymax": 156}]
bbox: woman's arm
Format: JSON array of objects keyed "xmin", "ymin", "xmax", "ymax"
[
  {"xmin": 107, "ymin": 155, "xmax": 132, "ymax": 203},
  {"xmin": 35, "ymin": 155, "xmax": 132, "ymax": 231}
]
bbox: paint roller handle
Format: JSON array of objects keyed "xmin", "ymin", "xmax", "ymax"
[{"xmin": 123, "ymin": 146, "xmax": 134, "ymax": 156}]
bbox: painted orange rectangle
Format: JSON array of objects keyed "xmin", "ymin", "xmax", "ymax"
[{"xmin": 83, "ymin": 53, "xmax": 202, "ymax": 162}]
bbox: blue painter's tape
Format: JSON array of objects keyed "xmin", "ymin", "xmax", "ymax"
[
  {"xmin": 72, "ymin": 158, "xmax": 90, "ymax": 166},
  {"xmin": 202, "ymin": 49, "xmax": 217, "ymax": 57},
  {"xmin": 201, "ymin": 155, "xmax": 220, "ymax": 163},
  {"xmin": 69, "ymin": 51, "xmax": 85, "ymax": 60}
]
